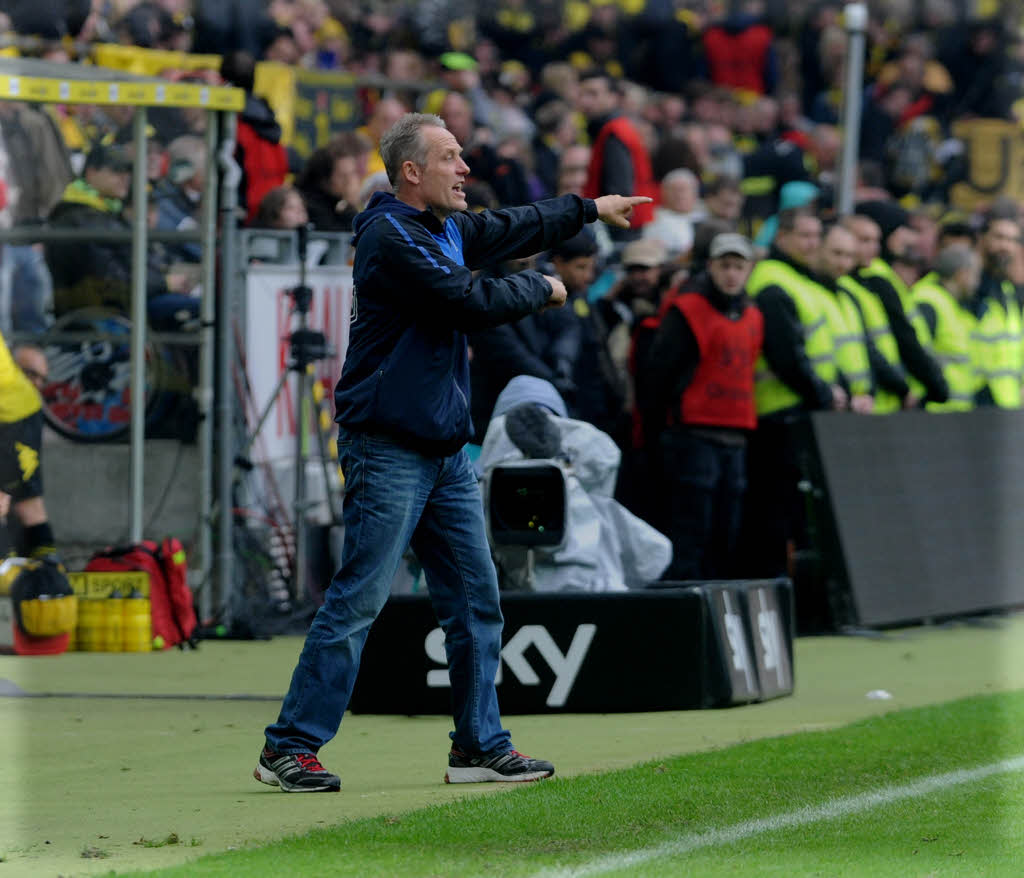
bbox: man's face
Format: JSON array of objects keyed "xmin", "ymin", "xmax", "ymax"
[
  {"xmin": 661, "ymin": 176, "xmax": 698, "ymax": 214},
  {"xmin": 819, "ymin": 227, "xmax": 858, "ymax": 280},
  {"xmin": 413, "ymin": 125, "xmax": 470, "ymax": 217},
  {"xmin": 371, "ymin": 98, "xmax": 406, "ymax": 141},
  {"xmin": 266, "ymin": 34, "xmax": 300, "ymax": 65},
  {"xmin": 553, "ymin": 254, "xmax": 595, "ymax": 294},
  {"xmin": 88, "ymin": 165, "xmax": 131, "ymax": 201},
  {"xmin": 848, "ymin": 217, "xmax": 881, "ymax": 267},
  {"xmin": 981, "ymin": 219, "xmax": 1021, "ymax": 276},
  {"xmin": 278, "ymin": 191, "xmax": 309, "ymax": 229},
  {"xmin": 778, "ymin": 215, "xmax": 822, "ymax": 267},
  {"xmin": 623, "ymin": 263, "xmax": 660, "ymax": 300},
  {"xmin": 14, "ymin": 347, "xmax": 48, "ymax": 390},
  {"xmin": 554, "ymin": 113, "xmax": 578, "ymax": 148},
  {"xmin": 556, "ymin": 145, "xmax": 590, "ymax": 196},
  {"xmin": 327, "ymin": 155, "xmax": 362, "ymax": 202},
  {"xmin": 953, "ymin": 257, "xmax": 981, "ymax": 298},
  {"xmin": 577, "ymin": 76, "xmax": 616, "ymax": 121},
  {"xmin": 887, "ymin": 225, "xmax": 922, "ymax": 265},
  {"xmin": 439, "ymin": 94, "xmax": 474, "ymax": 145},
  {"xmin": 706, "ymin": 187, "xmax": 743, "ymax": 221},
  {"xmin": 708, "ymin": 254, "xmax": 751, "ymax": 295}
]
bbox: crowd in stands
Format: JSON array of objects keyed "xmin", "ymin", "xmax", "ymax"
[{"xmin": 1, "ymin": 0, "xmax": 1023, "ymax": 605}]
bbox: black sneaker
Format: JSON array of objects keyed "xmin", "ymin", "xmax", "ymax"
[
  {"xmin": 444, "ymin": 748, "xmax": 555, "ymax": 784},
  {"xmin": 254, "ymin": 747, "xmax": 341, "ymax": 792}
]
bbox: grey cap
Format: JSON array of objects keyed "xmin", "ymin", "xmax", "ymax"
[{"xmin": 709, "ymin": 232, "xmax": 754, "ymax": 261}]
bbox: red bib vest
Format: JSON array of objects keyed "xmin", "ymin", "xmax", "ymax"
[
  {"xmin": 584, "ymin": 116, "xmax": 658, "ymax": 227},
  {"xmin": 702, "ymin": 23, "xmax": 775, "ymax": 94},
  {"xmin": 236, "ymin": 120, "xmax": 289, "ymax": 225},
  {"xmin": 671, "ymin": 292, "xmax": 763, "ymax": 430}
]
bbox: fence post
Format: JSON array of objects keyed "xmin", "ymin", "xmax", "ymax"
[
  {"xmin": 216, "ymin": 112, "xmax": 241, "ymax": 627},
  {"xmin": 129, "ymin": 108, "xmax": 149, "ymax": 543}
]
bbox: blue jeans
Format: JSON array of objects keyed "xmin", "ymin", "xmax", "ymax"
[
  {"xmin": 265, "ymin": 429, "xmax": 511, "ymax": 756},
  {"xmin": 7, "ymin": 245, "xmax": 54, "ymax": 334}
]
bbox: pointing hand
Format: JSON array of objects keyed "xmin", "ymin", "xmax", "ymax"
[{"xmin": 594, "ymin": 194, "xmax": 654, "ymax": 229}]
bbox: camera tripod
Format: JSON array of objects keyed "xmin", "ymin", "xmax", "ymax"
[{"xmin": 234, "ymin": 224, "xmax": 341, "ymax": 606}]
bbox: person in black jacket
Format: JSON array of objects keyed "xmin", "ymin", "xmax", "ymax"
[
  {"xmin": 467, "ymin": 254, "xmax": 582, "ymax": 440},
  {"xmin": 548, "ymin": 228, "xmax": 626, "ymax": 436},
  {"xmin": 295, "ymin": 133, "xmax": 369, "ymax": 233},
  {"xmin": 578, "ymin": 69, "xmax": 657, "ymax": 241},
  {"xmin": 853, "ymin": 200, "xmax": 948, "ymax": 406},
  {"xmin": 46, "ymin": 145, "xmax": 180, "ymax": 326},
  {"xmin": 220, "ymin": 51, "xmax": 290, "ymax": 226},
  {"xmin": 740, "ymin": 208, "xmax": 841, "ymax": 595},
  {"xmin": 256, "ymin": 112, "xmax": 649, "ymax": 793}
]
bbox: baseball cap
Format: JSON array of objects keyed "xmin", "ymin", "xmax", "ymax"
[
  {"xmin": 439, "ymin": 52, "xmax": 478, "ymax": 72},
  {"xmin": 621, "ymin": 238, "xmax": 666, "ymax": 269},
  {"xmin": 709, "ymin": 232, "xmax": 754, "ymax": 261},
  {"xmin": 85, "ymin": 144, "xmax": 133, "ymax": 173},
  {"xmin": 855, "ymin": 200, "xmax": 910, "ymax": 241},
  {"xmin": 550, "ymin": 227, "xmax": 598, "ymax": 261}
]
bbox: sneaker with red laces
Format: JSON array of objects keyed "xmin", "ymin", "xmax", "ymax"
[
  {"xmin": 254, "ymin": 747, "xmax": 341, "ymax": 792},
  {"xmin": 444, "ymin": 747, "xmax": 555, "ymax": 784}
]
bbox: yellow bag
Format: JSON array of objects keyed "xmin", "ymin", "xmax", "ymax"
[{"xmin": 6, "ymin": 558, "xmax": 78, "ymax": 637}]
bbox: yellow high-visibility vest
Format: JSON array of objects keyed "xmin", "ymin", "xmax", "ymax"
[{"xmin": 748, "ymin": 259, "xmax": 837, "ymax": 416}]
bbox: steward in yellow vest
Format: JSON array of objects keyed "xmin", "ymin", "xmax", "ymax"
[
  {"xmin": 974, "ymin": 215, "xmax": 1023, "ymax": 408},
  {"xmin": 852, "ymin": 201, "xmax": 949, "ymax": 406},
  {"xmin": 742, "ymin": 208, "xmax": 839, "ymax": 585},
  {"xmin": 911, "ymin": 248, "xmax": 988, "ymax": 411},
  {"xmin": 812, "ymin": 225, "xmax": 875, "ymax": 413},
  {"xmin": 747, "ymin": 210, "xmax": 843, "ymax": 418},
  {"xmin": 838, "ymin": 214, "xmax": 915, "ymax": 412}
]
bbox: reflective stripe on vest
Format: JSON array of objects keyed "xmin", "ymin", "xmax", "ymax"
[
  {"xmin": 992, "ymin": 280, "xmax": 1021, "ymax": 407},
  {"xmin": 814, "ymin": 282, "xmax": 872, "ymax": 394},
  {"xmin": 858, "ymin": 260, "xmax": 937, "ymax": 403},
  {"xmin": 840, "ymin": 274, "xmax": 904, "ymax": 413},
  {"xmin": 973, "ymin": 278, "xmax": 1022, "ymax": 408},
  {"xmin": 910, "ymin": 276, "xmax": 980, "ymax": 412},
  {"xmin": 859, "ymin": 258, "xmax": 918, "ymax": 321},
  {"xmin": 748, "ymin": 259, "xmax": 837, "ymax": 415}
]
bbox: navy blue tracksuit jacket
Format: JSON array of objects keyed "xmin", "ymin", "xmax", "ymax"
[{"xmin": 335, "ymin": 191, "xmax": 598, "ymax": 455}]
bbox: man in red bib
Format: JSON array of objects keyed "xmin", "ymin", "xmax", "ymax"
[
  {"xmin": 578, "ymin": 69, "xmax": 658, "ymax": 240},
  {"xmin": 639, "ymin": 233, "xmax": 762, "ymax": 579}
]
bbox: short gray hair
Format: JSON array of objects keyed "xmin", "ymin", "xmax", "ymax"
[
  {"xmin": 662, "ymin": 168, "xmax": 699, "ymax": 189},
  {"xmin": 934, "ymin": 244, "xmax": 978, "ymax": 281},
  {"xmin": 166, "ymin": 135, "xmax": 207, "ymax": 176},
  {"xmin": 379, "ymin": 113, "xmax": 447, "ymax": 189}
]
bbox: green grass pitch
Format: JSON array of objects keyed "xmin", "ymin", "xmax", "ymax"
[{"xmin": 3, "ymin": 613, "xmax": 1023, "ymax": 876}]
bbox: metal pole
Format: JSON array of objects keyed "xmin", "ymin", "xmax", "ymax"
[
  {"xmin": 129, "ymin": 108, "xmax": 149, "ymax": 543},
  {"xmin": 196, "ymin": 114, "xmax": 219, "ymax": 621},
  {"xmin": 293, "ymin": 363, "xmax": 309, "ymax": 604},
  {"xmin": 837, "ymin": 2, "xmax": 868, "ymax": 217},
  {"xmin": 216, "ymin": 111, "xmax": 241, "ymax": 628},
  {"xmin": 292, "ymin": 226, "xmax": 311, "ymax": 604}
]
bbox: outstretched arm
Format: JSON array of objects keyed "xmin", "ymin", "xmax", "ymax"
[{"xmin": 455, "ymin": 194, "xmax": 654, "ymax": 268}]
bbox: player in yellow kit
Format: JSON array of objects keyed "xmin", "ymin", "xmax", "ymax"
[{"xmin": 0, "ymin": 334, "xmax": 57, "ymax": 559}]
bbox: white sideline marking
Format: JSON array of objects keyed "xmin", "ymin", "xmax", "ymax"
[{"xmin": 532, "ymin": 755, "xmax": 1024, "ymax": 878}]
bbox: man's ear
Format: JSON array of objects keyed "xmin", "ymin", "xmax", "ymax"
[{"xmin": 402, "ymin": 160, "xmax": 420, "ymax": 185}]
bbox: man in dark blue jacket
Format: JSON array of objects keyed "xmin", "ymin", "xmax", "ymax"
[{"xmin": 256, "ymin": 112, "xmax": 648, "ymax": 792}]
